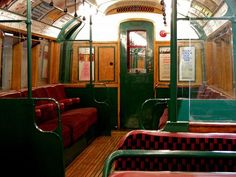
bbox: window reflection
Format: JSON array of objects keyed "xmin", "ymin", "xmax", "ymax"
[{"xmin": 127, "ymin": 31, "xmax": 147, "ymax": 73}]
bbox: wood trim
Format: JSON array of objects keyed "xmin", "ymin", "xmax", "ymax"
[
  {"xmin": 64, "ymin": 83, "xmax": 118, "ymax": 88},
  {"xmin": 49, "ymin": 41, "xmax": 60, "ymax": 84},
  {"xmin": 117, "ymin": 40, "xmax": 121, "ymax": 129},
  {"xmin": 189, "ymin": 122, "xmax": 236, "ymax": 133},
  {"xmin": 71, "ymin": 43, "xmax": 78, "ymax": 83},
  {"xmin": 11, "ymin": 42, "xmax": 23, "ymax": 90},
  {"xmin": 48, "ymin": 41, "xmax": 54, "ymax": 84},
  {"xmin": 98, "ymin": 46, "xmax": 116, "ymax": 82},
  {"xmin": 0, "ymin": 24, "xmax": 57, "ymax": 41},
  {"xmin": 0, "ymin": 37, "xmax": 2, "ymax": 82},
  {"xmin": 156, "ymin": 40, "xmax": 203, "ymax": 88},
  {"xmin": 32, "ymin": 44, "xmax": 40, "ymax": 87},
  {"xmin": 155, "ymin": 41, "xmax": 170, "ymax": 87}
]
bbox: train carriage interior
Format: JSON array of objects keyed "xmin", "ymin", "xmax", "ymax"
[{"xmin": 0, "ymin": 0, "xmax": 236, "ymax": 177}]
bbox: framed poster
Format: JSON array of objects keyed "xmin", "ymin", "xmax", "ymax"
[
  {"xmin": 159, "ymin": 46, "xmax": 170, "ymax": 81},
  {"xmin": 78, "ymin": 47, "xmax": 95, "ymax": 81},
  {"xmin": 179, "ymin": 46, "xmax": 195, "ymax": 81}
]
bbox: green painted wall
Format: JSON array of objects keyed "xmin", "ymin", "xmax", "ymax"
[
  {"xmin": 65, "ymin": 87, "xmax": 118, "ymax": 130},
  {"xmin": 156, "ymin": 87, "xmax": 199, "ymax": 98},
  {"xmin": 0, "ymin": 99, "xmax": 65, "ymax": 177},
  {"xmin": 177, "ymin": 99, "xmax": 236, "ymax": 122}
]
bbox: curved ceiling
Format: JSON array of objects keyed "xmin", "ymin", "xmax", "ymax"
[
  {"xmin": 0, "ymin": 0, "xmax": 228, "ymax": 26},
  {"xmin": 0, "ymin": 0, "xmax": 230, "ymax": 38}
]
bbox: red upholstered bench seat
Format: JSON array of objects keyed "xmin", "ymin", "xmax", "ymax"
[
  {"xmin": 0, "ymin": 91, "xmax": 22, "ymax": 98},
  {"xmin": 116, "ymin": 130, "xmax": 236, "ymax": 171},
  {"xmin": 109, "ymin": 171, "xmax": 236, "ymax": 177},
  {"xmin": 32, "ymin": 85, "xmax": 98, "ymax": 148},
  {"xmin": 62, "ymin": 107, "xmax": 98, "ymax": 128},
  {"xmin": 37, "ymin": 108, "xmax": 98, "ymax": 148},
  {"xmin": 0, "ymin": 84, "xmax": 98, "ymax": 150},
  {"xmin": 38, "ymin": 122, "xmax": 72, "ymax": 148},
  {"xmin": 118, "ymin": 130, "xmax": 236, "ymax": 151}
]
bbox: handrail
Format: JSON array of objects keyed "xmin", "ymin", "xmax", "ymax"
[
  {"xmin": 91, "ymin": 83, "xmax": 110, "ymax": 105},
  {"xmin": 86, "ymin": 82, "xmax": 111, "ymax": 135},
  {"xmin": 33, "ymin": 98, "xmax": 62, "ymax": 137},
  {"xmin": 139, "ymin": 98, "xmax": 169, "ymax": 129},
  {"xmin": 103, "ymin": 150, "xmax": 236, "ymax": 177}
]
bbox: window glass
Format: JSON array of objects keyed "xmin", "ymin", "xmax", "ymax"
[
  {"xmin": 38, "ymin": 39, "xmax": 49, "ymax": 86},
  {"xmin": 127, "ymin": 31, "xmax": 147, "ymax": 74},
  {"xmin": 0, "ymin": 31, "xmax": 3, "ymax": 89},
  {"xmin": 177, "ymin": 20, "xmax": 236, "ymax": 123},
  {"xmin": 21, "ymin": 41, "xmax": 28, "ymax": 88},
  {"xmin": 1, "ymin": 35, "xmax": 13, "ymax": 90}
]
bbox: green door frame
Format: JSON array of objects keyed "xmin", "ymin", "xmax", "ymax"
[{"xmin": 119, "ymin": 20, "xmax": 154, "ymax": 129}]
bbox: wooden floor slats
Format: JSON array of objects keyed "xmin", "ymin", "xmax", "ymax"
[{"xmin": 66, "ymin": 131, "xmax": 128, "ymax": 177}]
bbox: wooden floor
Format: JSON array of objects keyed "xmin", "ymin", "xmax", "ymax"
[{"xmin": 65, "ymin": 131, "xmax": 128, "ymax": 177}]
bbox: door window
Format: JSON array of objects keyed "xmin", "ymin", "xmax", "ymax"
[{"xmin": 127, "ymin": 31, "xmax": 147, "ymax": 73}]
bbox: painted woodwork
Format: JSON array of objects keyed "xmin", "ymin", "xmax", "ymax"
[
  {"xmin": 49, "ymin": 41, "xmax": 61, "ymax": 84},
  {"xmin": 11, "ymin": 42, "xmax": 23, "ymax": 90},
  {"xmin": 32, "ymin": 43, "xmax": 40, "ymax": 87}
]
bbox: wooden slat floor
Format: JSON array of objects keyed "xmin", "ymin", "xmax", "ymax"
[{"xmin": 65, "ymin": 131, "xmax": 128, "ymax": 177}]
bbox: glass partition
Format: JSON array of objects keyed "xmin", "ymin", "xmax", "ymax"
[
  {"xmin": 38, "ymin": 39, "xmax": 50, "ymax": 86},
  {"xmin": 177, "ymin": 19, "xmax": 236, "ymax": 123}
]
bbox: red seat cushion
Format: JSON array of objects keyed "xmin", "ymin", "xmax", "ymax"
[
  {"xmin": 46, "ymin": 85, "xmax": 73, "ymax": 110},
  {"xmin": 158, "ymin": 108, "xmax": 168, "ymax": 129},
  {"xmin": 35, "ymin": 103, "xmax": 57, "ymax": 123},
  {"xmin": 62, "ymin": 107, "xmax": 97, "ymax": 128},
  {"xmin": 116, "ymin": 131, "xmax": 236, "ymax": 171},
  {"xmin": 61, "ymin": 113, "xmax": 89, "ymax": 142},
  {"xmin": 54, "ymin": 84, "xmax": 67, "ymax": 100},
  {"xmin": 109, "ymin": 171, "xmax": 236, "ymax": 177},
  {"xmin": 54, "ymin": 84, "xmax": 80, "ymax": 108},
  {"xmin": 0, "ymin": 91, "xmax": 22, "ymax": 98}
]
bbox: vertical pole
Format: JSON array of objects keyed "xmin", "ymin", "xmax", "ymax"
[
  {"xmin": 26, "ymin": 0, "xmax": 32, "ymax": 98},
  {"xmin": 169, "ymin": 0, "xmax": 177, "ymax": 122},
  {"xmin": 89, "ymin": 15, "xmax": 93, "ymax": 85}
]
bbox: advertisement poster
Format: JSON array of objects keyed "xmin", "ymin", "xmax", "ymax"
[
  {"xmin": 159, "ymin": 46, "xmax": 170, "ymax": 81},
  {"xmin": 0, "ymin": 0, "xmax": 16, "ymax": 8},
  {"xmin": 78, "ymin": 47, "xmax": 94, "ymax": 81},
  {"xmin": 179, "ymin": 46, "xmax": 195, "ymax": 81},
  {"xmin": 41, "ymin": 8, "xmax": 65, "ymax": 25},
  {"xmin": 31, "ymin": 1, "xmax": 54, "ymax": 21}
]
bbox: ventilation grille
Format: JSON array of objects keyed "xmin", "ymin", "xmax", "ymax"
[{"xmin": 116, "ymin": 5, "xmax": 155, "ymax": 13}]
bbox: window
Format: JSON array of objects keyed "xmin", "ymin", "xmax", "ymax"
[
  {"xmin": 1, "ymin": 35, "xmax": 13, "ymax": 90},
  {"xmin": 127, "ymin": 30, "xmax": 147, "ymax": 73},
  {"xmin": 38, "ymin": 39, "xmax": 49, "ymax": 85}
]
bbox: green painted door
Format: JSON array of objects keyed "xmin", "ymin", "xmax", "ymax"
[{"xmin": 120, "ymin": 21, "xmax": 154, "ymax": 129}]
